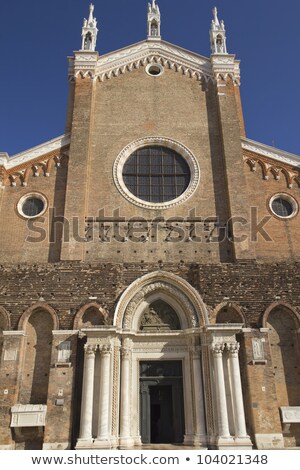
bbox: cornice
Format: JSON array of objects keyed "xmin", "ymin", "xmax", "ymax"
[
  {"xmin": 241, "ymin": 137, "xmax": 300, "ymax": 169},
  {"xmin": 242, "ymin": 138, "xmax": 300, "ymax": 188},
  {"xmin": 0, "ymin": 135, "xmax": 70, "ymax": 187},
  {"xmin": 0, "ymin": 134, "xmax": 71, "ymax": 171},
  {"xmin": 72, "ymin": 40, "xmax": 214, "ymax": 81}
]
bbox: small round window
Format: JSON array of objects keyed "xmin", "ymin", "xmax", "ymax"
[
  {"xmin": 17, "ymin": 193, "xmax": 47, "ymax": 219},
  {"xmin": 122, "ymin": 146, "xmax": 191, "ymax": 203},
  {"xmin": 269, "ymin": 194, "xmax": 298, "ymax": 219},
  {"xmin": 146, "ymin": 63, "xmax": 164, "ymax": 77}
]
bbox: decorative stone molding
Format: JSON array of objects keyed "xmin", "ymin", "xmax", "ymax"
[
  {"xmin": 242, "ymin": 137, "xmax": 300, "ymax": 188},
  {"xmin": 70, "ymin": 40, "xmax": 216, "ymax": 82},
  {"xmin": 113, "ymin": 136, "xmax": 200, "ymax": 210},
  {"xmin": 0, "ymin": 135, "xmax": 70, "ymax": 170},
  {"xmin": 11, "ymin": 405, "xmax": 47, "ymax": 428},
  {"xmin": 114, "ymin": 271, "xmax": 208, "ymax": 329},
  {"xmin": 123, "ymin": 282, "xmax": 198, "ymax": 330},
  {"xmin": 0, "ymin": 136, "xmax": 69, "ymax": 188}
]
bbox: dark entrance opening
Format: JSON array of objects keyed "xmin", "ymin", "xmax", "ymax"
[
  {"xmin": 150, "ymin": 385, "xmax": 174, "ymax": 443},
  {"xmin": 140, "ymin": 361, "xmax": 184, "ymax": 444}
]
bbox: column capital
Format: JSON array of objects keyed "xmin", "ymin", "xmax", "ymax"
[
  {"xmin": 189, "ymin": 345, "xmax": 202, "ymax": 358},
  {"xmin": 226, "ymin": 342, "xmax": 240, "ymax": 356},
  {"xmin": 84, "ymin": 344, "xmax": 97, "ymax": 356},
  {"xmin": 99, "ymin": 344, "xmax": 112, "ymax": 356},
  {"xmin": 211, "ymin": 343, "xmax": 225, "ymax": 357},
  {"xmin": 121, "ymin": 347, "xmax": 131, "ymax": 359}
]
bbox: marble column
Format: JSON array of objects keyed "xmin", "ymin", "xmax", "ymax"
[
  {"xmin": 96, "ymin": 345, "xmax": 111, "ymax": 445},
  {"xmin": 191, "ymin": 346, "xmax": 207, "ymax": 446},
  {"xmin": 119, "ymin": 346, "xmax": 134, "ymax": 447},
  {"xmin": 79, "ymin": 344, "xmax": 96, "ymax": 441},
  {"xmin": 211, "ymin": 343, "xmax": 231, "ymax": 439},
  {"xmin": 227, "ymin": 342, "xmax": 251, "ymax": 442}
]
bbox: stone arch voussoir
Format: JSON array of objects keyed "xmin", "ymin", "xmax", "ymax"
[{"xmin": 113, "ymin": 271, "xmax": 208, "ymax": 330}]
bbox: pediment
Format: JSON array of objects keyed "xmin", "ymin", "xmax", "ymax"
[{"xmin": 74, "ymin": 40, "xmax": 213, "ymax": 82}]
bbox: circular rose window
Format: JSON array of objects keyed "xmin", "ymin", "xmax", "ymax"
[
  {"xmin": 113, "ymin": 137, "xmax": 200, "ymax": 210},
  {"xmin": 122, "ymin": 146, "xmax": 191, "ymax": 204}
]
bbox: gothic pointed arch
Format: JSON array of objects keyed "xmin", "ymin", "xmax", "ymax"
[
  {"xmin": 114, "ymin": 271, "xmax": 208, "ymax": 330},
  {"xmin": 214, "ymin": 302, "xmax": 245, "ymax": 325},
  {"xmin": 262, "ymin": 301, "xmax": 300, "ymax": 328},
  {"xmin": 73, "ymin": 302, "xmax": 107, "ymax": 329},
  {"xmin": 18, "ymin": 302, "xmax": 59, "ymax": 330}
]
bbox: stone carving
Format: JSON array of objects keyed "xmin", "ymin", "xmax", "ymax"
[
  {"xmin": 211, "ymin": 343, "xmax": 225, "ymax": 356},
  {"xmin": 252, "ymin": 338, "xmax": 265, "ymax": 361},
  {"xmin": 139, "ymin": 300, "xmax": 181, "ymax": 331},
  {"xmin": 123, "ymin": 281, "xmax": 198, "ymax": 329},
  {"xmin": 84, "ymin": 344, "xmax": 97, "ymax": 356},
  {"xmin": 226, "ymin": 342, "xmax": 240, "ymax": 356},
  {"xmin": 58, "ymin": 341, "xmax": 71, "ymax": 363}
]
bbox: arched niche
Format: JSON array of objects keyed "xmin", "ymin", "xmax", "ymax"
[
  {"xmin": 215, "ymin": 302, "xmax": 245, "ymax": 325},
  {"xmin": 19, "ymin": 308, "xmax": 53, "ymax": 405},
  {"xmin": 18, "ymin": 302, "xmax": 59, "ymax": 331},
  {"xmin": 266, "ymin": 305, "xmax": 300, "ymax": 410},
  {"xmin": 73, "ymin": 303, "xmax": 107, "ymax": 330}
]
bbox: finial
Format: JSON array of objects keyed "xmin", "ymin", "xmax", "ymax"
[
  {"xmin": 88, "ymin": 4, "xmax": 95, "ymax": 24},
  {"xmin": 152, "ymin": 0, "xmax": 156, "ymax": 8},
  {"xmin": 212, "ymin": 7, "xmax": 220, "ymax": 26}
]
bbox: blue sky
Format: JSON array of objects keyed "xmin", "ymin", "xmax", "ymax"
[{"xmin": 0, "ymin": 0, "xmax": 299, "ymax": 156}]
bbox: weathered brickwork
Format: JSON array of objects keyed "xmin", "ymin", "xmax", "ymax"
[{"xmin": 0, "ymin": 262, "xmax": 300, "ymax": 329}]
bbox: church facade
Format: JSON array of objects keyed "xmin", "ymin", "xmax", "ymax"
[{"xmin": 0, "ymin": 2, "xmax": 300, "ymax": 450}]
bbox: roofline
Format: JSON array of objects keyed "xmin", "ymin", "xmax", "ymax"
[
  {"xmin": 97, "ymin": 38, "xmax": 211, "ymax": 64},
  {"xmin": 0, "ymin": 134, "xmax": 70, "ymax": 170},
  {"xmin": 241, "ymin": 137, "xmax": 300, "ymax": 168}
]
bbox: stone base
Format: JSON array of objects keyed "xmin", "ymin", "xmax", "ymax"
[
  {"xmin": 93, "ymin": 438, "xmax": 112, "ymax": 449},
  {"xmin": 0, "ymin": 444, "xmax": 16, "ymax": 450},
  {"xmin": 255, "ymin": 433, "xmax": 284, "ymax": 450},
  {"xmin": 119, "ymin": 437, "xmax": 136, "ymax": 448},
  {"xmin": 76, "ymin": 438, "xmax": 94, "ymax": 450},
  {"xmin": 43, "ymin": 442, "xmax": 71, "ymax": 450},
  {"xmin": 184, "ymin": 434, "xmax": 207, "ymax": 448}
]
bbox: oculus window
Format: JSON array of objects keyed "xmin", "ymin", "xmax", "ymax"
[
  {"xmin": 17, "ymin": 193, "xmax": 47, "ymax": 219},
  {"xmin": 269, "ymin": 194, "xmax": 298, "ymax": 220},
  {"xmin": 122, "ymin": 146, "xmax": 191, "ymax": 203}
]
